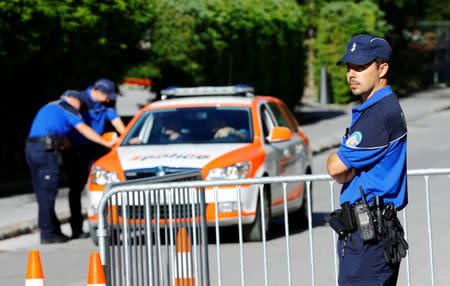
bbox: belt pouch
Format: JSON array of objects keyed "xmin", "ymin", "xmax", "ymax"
[{"xmin": 340, "ymin": 202, "xmax": 357, "ymax": 232}]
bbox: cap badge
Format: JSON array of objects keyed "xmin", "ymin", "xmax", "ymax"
[{"xmin": 351, "ymin": 42, "xmax": 356, "ymax": 52}]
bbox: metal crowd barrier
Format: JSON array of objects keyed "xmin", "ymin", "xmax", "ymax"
[{"xmin": 97, "ymin": 168, "xmax": 450, "ymax": 286}]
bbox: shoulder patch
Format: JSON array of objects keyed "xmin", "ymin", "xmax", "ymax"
[{"xmin": 346, "ymin": 131, "xmax": 362, "ymax": 147}]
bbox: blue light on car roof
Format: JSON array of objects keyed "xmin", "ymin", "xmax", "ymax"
[{"xmin": 160, "ymin": 85, "xmax": 254, "ymax": 99}]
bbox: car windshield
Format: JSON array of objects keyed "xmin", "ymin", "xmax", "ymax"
[{"xmin": 122, "ymin": 107, "xmax": 253, "ymax": 145}]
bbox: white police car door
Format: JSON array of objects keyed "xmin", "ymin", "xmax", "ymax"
[{"xmin": 260, "ymin": 102, "xmax": 298, "ymax": 215}]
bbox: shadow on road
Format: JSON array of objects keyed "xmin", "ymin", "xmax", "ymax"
[
  {"xmin": 208, "ymin": 212, "xmax": 328, "ymax": 244},
  {"xmin": 270, "ymin": 211, "xmax": 328, "ymax": 239}
]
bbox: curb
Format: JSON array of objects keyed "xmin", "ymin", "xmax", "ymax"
[
  {"xmin": 312, "ymin": 142, "xmax": 341, "ymax": 156},
  {"xmin": 309, "ymin": 89, "xmax": 450, "ymax": 156},
  {"xmin": 0, "ymin": 210, "xmax": 87, "ymax": 241},
  {"xmin": 309, "ymin": 104, "xmax": 450, "ymax": 156}
]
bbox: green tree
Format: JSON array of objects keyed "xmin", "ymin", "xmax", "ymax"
[{"xmin": 127, "ymin": 0, "xmax": 306, "ymax": 107}]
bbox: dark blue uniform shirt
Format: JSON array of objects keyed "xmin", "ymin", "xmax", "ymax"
[
  {"xmin": 68, "ymin": 87, "xmax": 119, "ymax": 144},
  {"xmin": 337, "ymin": 86, "xmax": 408, "ymax": 210},
  {"xmin": 28, "ymin": 100, "xmax": 83, "ymax": 138}
]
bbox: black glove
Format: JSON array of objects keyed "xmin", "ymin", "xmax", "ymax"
[{"xmin": 383, "ymin": 216, "xmax": 409, "ymax": 264}]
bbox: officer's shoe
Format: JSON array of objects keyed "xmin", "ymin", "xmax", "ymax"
[
  {"xmin": 41, "ymin": 233, "xmax": 71, "ymax": 244},
  {"xmin": 71, "ymin": 231, "xmax": 90, "ymax": 239}
]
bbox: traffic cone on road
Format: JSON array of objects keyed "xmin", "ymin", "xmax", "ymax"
[
  {"xmin": 87, "ymin": 252, "xmax": 106, "ymax": 286},
  {"xmin": 174, "ymin": 227, "xmax": 196, "ymax": 286},
  {"xmin": 25, "ymin": 250, "xmax": 45, "ymax": 286}
]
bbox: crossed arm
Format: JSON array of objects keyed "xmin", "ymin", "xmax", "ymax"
[{"xmin": 327, "ymin": 151, "xmax": 356, "ymax": 184}]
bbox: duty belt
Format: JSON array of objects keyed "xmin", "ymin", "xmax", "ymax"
[
  {"xmin": 26, "ymin": 135, "xmax": 63, "ymax": 151},
  {"xmin": 26, "ymin": 137, "xmax": 47, "ymax": 143},
  {"xmin": 326, "ymin": 199, "xmax": 409, "ymax": 264}
]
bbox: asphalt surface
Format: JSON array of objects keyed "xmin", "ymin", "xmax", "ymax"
[{"xmin": 1, "ymin": 86, "xmax": 449, "ymax": 241}]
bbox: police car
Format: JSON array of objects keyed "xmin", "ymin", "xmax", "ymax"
[{"xmin": 87, "ymin": 85, "xmax": 312, "ymax": 242}]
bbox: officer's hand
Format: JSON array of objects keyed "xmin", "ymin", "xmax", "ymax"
[
  {"xmin": 105, "ymin": 137, "xmax": 119, "ymax": 148},
  {"xmin": 164, "ymin": 129, "xmax": 181, "ymax": 141},
  {"xmin": 129, "ymin": 137, "xmax": 142, "ymax": 145},
  {"xmin": 214, "ymin": 127, "xmax": 234, "ymax": 138},
  {"xmin": 215, "ymin": 127, "xmax": 245, "ymax": 139}
]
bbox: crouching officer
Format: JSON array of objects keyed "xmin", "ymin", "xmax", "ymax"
[
  {"xmin": 326, "ymin": 34, "xmax": 408, "ymax": 285},
  {"xmin": 25, "ymin": 90, "xmax": 116, "ymax": 244}
]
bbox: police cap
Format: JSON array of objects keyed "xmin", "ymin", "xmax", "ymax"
[{"xmin": 337, "ymin": 34, "xmax": 392, "ymax": 65}]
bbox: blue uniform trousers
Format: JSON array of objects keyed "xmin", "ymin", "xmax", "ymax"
[
  {"xmin": 25, "ymin": 141, "xmax": 62, "ymax": 239},
  {"xmin": 62, "ymin": 142, "xmax": 108, "ymax": 235},
  {"xmin": 338, "ymin": 231, "xmax": 400, "ymax": 286}
]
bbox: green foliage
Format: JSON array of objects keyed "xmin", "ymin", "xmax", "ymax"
[
  {"xmin": 314, "ymin": 1, "xmax": 391, "ymax": 103},
  {"xmin": 128, "ymin": 0, "xmax": 306, "ymax": 107},
  {"xmin": 0, "ymin": 0, "xmax": 154, "ymax": 92}
]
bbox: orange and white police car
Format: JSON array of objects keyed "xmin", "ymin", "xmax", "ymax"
[{"xmin": 87, "ymin": 85, "xmax": 312, "ymax": 242}]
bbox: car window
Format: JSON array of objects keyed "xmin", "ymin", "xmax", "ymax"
[
  {"xmin": 268, "ymin": 102, "xmax": 293, "ymax": 131},
  {"xmin": 122, "ymin": 107, "xmax": 253, "ymax": 145},
  {"xmin": 279, "ymin": 102, "xmax": 300, "ymax": 132},
  {"xmin": 260, "ymin": 104, "xmax": 276, "ymax": 139}
]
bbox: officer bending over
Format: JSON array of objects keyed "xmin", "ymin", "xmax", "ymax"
[
  {"xmin": 327, "ymin": 34, "xmax": 408, "ymax": 285},
  {"xmin": 25, "ymin": 90, "xmax": 115, "ymax": 244}
]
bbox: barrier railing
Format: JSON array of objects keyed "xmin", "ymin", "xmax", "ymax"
[{"xmin": 97, "ymin": 168, "xmax": 450, "ymax": 286}]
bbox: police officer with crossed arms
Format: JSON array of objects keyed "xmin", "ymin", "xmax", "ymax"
[
  {"xmin": 327, "ymin": 34, "xmax": 409, "ymax": 285},
  {"xmin": 25, "ymin": 90, "xmax": 116, "ymax": 244}
]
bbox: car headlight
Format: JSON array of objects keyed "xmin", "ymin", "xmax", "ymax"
[
  {"xmin": 206, "ymin": 162, "xmax": 250, "ymax": 180},
  {"xmin": 91, "ymin": 166, "xmax": 119, "ymax": 185}
]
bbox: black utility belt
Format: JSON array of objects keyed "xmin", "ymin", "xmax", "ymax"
[
  {"xmin": 326, "ymin": 198, "xmax": 409, "ymax": 264},
  {"xmin": 26, "ymin": 136, "xmax": 47, "ymax": 143},
  {"xmin": 27, "ymin": 135, "xmax": 63, "ymax": 151},
  {"xmin": 326, "ymin": 200, "xmax": 397, "ymax": 240}
]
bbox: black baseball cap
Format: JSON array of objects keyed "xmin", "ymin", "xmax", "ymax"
[
  {"xmin": 62, "ymin": 90, "xmax": 82, "ymax": 101},
  {"xmin": 93, "ymin": 78, "xmax": 118, "ymax": 101},
  {"xmin": 336, "ymin": 34, "xmax": 392, "ymax": 65}
]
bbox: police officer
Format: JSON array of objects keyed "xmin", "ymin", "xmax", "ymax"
[
  {"xmin": 25, "ymin": 90, "xmax": 115, "ymax": 244},
  {"xmin": 63, "ymin": 78, "xmax": 125, "ymax": 239},
  {"xmin": 327, "ymin": 34, "xmax": 408, "ymax": 285}
]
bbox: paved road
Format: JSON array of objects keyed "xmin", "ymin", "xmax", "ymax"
[{"xmin": 0, "ymin": 87, "xmax": 449, "ymax": 285}]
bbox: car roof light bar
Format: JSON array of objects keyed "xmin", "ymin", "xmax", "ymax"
[{"xmin": 161, "ymin": 85, "xmax": 254, "ymax": 99}]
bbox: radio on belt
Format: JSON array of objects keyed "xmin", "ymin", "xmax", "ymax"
[{"xmin": 354, "ymin": 186, "xmax": 376, "ymax": 241}]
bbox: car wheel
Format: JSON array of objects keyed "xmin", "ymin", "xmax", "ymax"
[{"xmin": 244, "ymin": 188, "xmax": 271, "ymax": 242}]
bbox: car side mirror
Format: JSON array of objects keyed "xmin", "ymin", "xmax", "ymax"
[
  {"xmin": 102, "ymin": 131, "xmax": 118, "ymax": 142},
  {"xmin": 268, "ymin": 126, "xmax": 292, "ymax": 143}
]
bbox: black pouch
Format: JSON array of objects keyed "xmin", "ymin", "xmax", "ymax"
[
  {"xmin": 340, "ymin": 202, "xmax": 357, "ymax": 232},
  {"xmin": 325, "ymin": 209, "xmax": 347, "ymax": 239},
  {"xmin": 325, "ymin": 202, "xmax": 357, "ymax": 239},
  {"xmin": 44, "ymin": 135, "xmax": 54, "ymax": 151}
]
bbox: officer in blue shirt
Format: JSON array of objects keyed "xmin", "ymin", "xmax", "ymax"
[
  {"xmin": 25, "ymin": 90, "xmax": 115, "ymax": 244},
  {"xmin": 327, "ymin": 34, "xmax": 408, "ymax": 285},
  {"xmin": 62, "ymin": 79, "xmax": 125, "ymax": 239}
]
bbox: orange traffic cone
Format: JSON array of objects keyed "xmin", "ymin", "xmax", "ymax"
[
  {"xmin": 174, "ymin": 227, "xmax": 195, "ymax": 286},
  {"xmin": 25, "ymin": 250, "xmax": 45, "ymax": 286},
  {"xmin": 87, "ymin": 252, "xmax": 106, "ymax": 286}
]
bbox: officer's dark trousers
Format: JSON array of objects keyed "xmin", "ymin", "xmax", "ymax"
[
  {"xmin": 338, "ymin": 231, "xmax": 400, "ymax": 286},
  {"xmin": 25, "ymin": 142, "xmax": 62, "ymax": 239},
  {"xmin": 62, "ymin": 143, "xmax": 108, "ymax": 235},
  {"xmin": 62, "ymin": 146, "xmax": 91, "ymax": 235}
]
